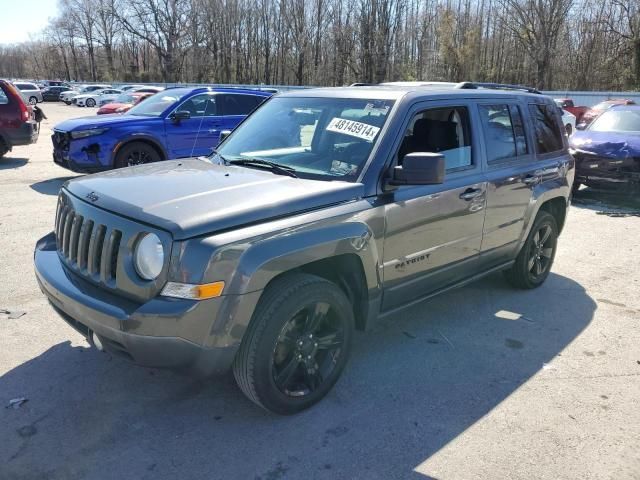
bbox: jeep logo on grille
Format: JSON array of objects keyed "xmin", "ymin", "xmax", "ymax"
[{"xmin": 86, "ymin": 192, "xmax": 99, "ymax": 203}]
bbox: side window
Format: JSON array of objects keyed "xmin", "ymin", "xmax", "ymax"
[
  {"xmin": 479, "ymin": 104, "xmax": 529, "ymax": 163},
  {"xmin": 221, "ymin": 94, "xmax": 261, "ymax": 115},
  {"xmin": 0, "ymin": 88, "xmax": 8, "ymax": 105},
  {"xmin": 178, "ymin": 94, "xmax": 216, "ymax": 117},
  {"xmin": 398, "ymin": 106, "xmax": 472, "ymax": 170},
  {"xmin": 528, "ymin": 104, "xmax": 564, "ymax": 154}
]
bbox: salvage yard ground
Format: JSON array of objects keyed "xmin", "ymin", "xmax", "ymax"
[{"xmin": 1, "ymin": 103, "xmax": 639, "ymax": 480}]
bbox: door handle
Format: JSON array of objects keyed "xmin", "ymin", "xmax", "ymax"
[
  {"xmin": 459, "ymin": 188, "xmax": 483, "ymax": 200},
  {"xmin": 523, "ymin": 175, "xmax": 539, "ymax": 185}
]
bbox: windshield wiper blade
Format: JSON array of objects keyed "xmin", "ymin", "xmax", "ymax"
[{"xmin": 228, "ymin": 158, "xmax": 298, "ymax": 178}]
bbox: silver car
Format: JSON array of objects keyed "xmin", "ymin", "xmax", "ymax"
[{"xmin": 13, "ymin": 82, "xmax": 43, "ymax": 105}]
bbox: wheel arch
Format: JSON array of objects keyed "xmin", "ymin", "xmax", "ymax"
[{"xmin": 111, "ymin": 135, "xmax": 167, "ymax": 164}]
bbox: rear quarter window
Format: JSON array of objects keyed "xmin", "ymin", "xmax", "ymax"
[
  {"xmin": 0, "ymin": 88, "xmax": 8, "ymax": 105},
  {"xmin": 528, "ymin": 104, "xmax": 564, "ymax": 154}
]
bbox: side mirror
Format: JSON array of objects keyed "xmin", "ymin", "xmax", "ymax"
[
  {"xmin": 387, "ymin": 152, "xmax": 445, "ymax": 186},
  {"xmin": 219, "ymin": 130, "xmax": 232, "ymax": 142},
  {"xmin": 170, "ymin": 110, "xmax": 191, "ymax": 122}
]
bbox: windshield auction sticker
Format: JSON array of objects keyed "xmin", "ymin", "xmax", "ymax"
[{"xmin": 326, "ymin": 118, "xmax": 380, "ymax": 142}]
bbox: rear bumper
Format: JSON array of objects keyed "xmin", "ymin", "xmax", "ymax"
[
  {"xmin": 1, "ymin": 121, "xmax": 39, "ymax": 148},
  {"xmin": 34, "ymin": 232, "xmax": 240, "ymax": 376}
]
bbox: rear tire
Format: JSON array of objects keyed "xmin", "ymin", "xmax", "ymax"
[
  {"xmin": 233, "ymin": 273, "xmax": 354, "ymax": 415},
  {"xmin": 114, "ymin": 142, "xmax": 162, "ymax": 168},
  {"xmin": 0, "ymin": 138, "xmax": 8, "ymax": 158},
  {"xmin": 504, "ymin": 211, "xmax": 558, "ymax": 289},
  {"xmin": 29, "ymin": 96, "xmax": 37, "ymax": 105}
]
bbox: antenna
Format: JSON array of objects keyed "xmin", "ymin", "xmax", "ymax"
[{"xmin": 189, "ymin": 96, "xmax": 210, "ymax": 158}]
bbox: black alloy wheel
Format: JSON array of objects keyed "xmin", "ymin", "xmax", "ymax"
[
  {"xmin": 114, "ymin": 142, "xmax": 162, "ymax": 168},
  {"xmin": 233, "ymin": 273, "xmax": 354, "ymax": 414},
  {"xmin": 504, "ymin": 211, "xmax": 558, "ymax": 289},
  {"xmin": 272, "ymin": 301, "xmax": 346, "ymax": 397}
]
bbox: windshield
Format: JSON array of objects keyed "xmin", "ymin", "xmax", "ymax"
[
  {"xmin": 589, "ymin": 110, "xmax": 640, "ymax": 133},
  {"xmin": 126, "ymin": 91, "xmax": 185, "ymax": 117},
  {"xmin": 591, "ymin": 101, "xmax": 616, "ymax": 111},
  {"xmin": 216, "ymin": 96, "xmax": 395, "ymax": 181}
]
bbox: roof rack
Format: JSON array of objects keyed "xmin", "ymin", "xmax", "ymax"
[{"xmin": 454, "ymin": 82, "xmax": 541, "ymax": 94}]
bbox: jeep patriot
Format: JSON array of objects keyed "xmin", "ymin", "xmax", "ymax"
[{"xmin": 34, "ymin": 82, "xmax": 574, "ymax": 414}]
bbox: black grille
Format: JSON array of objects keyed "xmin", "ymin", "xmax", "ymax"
[
  {"xmin": 52, "ymin": 130, "xmax": 70, "ymax": 151},
  {"xmin": 55, "ymin": 204, "xmax": 122, "ymax": 285}
]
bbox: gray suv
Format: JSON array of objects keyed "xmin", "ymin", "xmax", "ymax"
[{"xmin": 35, "ymin": 82, "xmax": 574, "ymax": 414}]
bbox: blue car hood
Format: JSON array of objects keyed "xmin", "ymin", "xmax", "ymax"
[
  {"xmin": 54, "ymin": 114, "xmax": 156, "ymax": 132},
  {"xmin": 570, "ymin": 130, "xmax": 640, "ymax": 158}
]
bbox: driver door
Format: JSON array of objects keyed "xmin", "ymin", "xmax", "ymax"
[
  {"xmin": 381, "ymin": 102, "xmax": 487, "ymax": 311},
  {"xmin": 165, "ymin": 93, "xmax": 220, "ymax": 158}
]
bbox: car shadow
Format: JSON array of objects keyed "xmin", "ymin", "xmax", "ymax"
[
  {"xmin": 30, "ymin": 177, "xmax": 76, "ymax": 196},
  {"xmin": 572, "ymin": 186, "xmax": 640, "ymax": 215},
  {"xmin": 1, "ymin": 273, "xmax": 595, "ymax": 479},
  {"xmin": 0, "ymin": 157, "xmax": 28, "ymax": 170}
]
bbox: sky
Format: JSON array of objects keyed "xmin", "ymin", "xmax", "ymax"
[{"xmin": 0, "ymin": 0, "xmax": 59, "ymax": 45}]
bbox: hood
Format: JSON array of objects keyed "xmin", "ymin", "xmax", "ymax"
[
  {"xmin": 570, "ymin": 130, "xmax": 640, "ymax": 158},
  {"xmin": 64, "ymin": 158, "xmax": 364, "ymax": 240},
  {"xmin": 54, "ymin": 113, "xmax": 152, "ymax": 132}
]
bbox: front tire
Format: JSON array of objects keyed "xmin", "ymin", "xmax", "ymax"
[
  {"xmin": 86, "ymin": 98, "xmax": 96, "ymax": 107},
  {"xmin": 504, "ymin": 211, "xmax": 558, "ymax": 289},
  {"xmin": 114, "ymin": 142, "xmax": 162, "ymax": 168},
  {"xmin": 233, "ymin": 273, "xmax": 354, "ymax": 415}
]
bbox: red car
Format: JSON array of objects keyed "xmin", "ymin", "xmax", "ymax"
[
  {"xmin": 578, "ymin": 99, "xmax": 636, "ymax": 128},
  {"xmin": 97, "ymin": 92, "xmax": 154, "ymax": 115},
  {"xmin": 0, "ymin": 79, "xmax": 39, "ymax": 157},
  {"xmin": 554, "ymin": 98, "xmax": 589, "ymax": 123}
]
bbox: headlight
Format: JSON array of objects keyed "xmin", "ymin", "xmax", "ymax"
[
  {"xmin": 70, "ymin": 127, "xmax": 109, "ymax": 139},
  {"xmin": 134, "ymin": 233, "xmax": 164, "ymax": 280}
]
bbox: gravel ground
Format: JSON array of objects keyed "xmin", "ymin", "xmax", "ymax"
[{"xmin": 1, "ymin": 103, "xmax": 639, "ymax": 480}]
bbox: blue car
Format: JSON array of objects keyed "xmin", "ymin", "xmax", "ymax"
[
  {"xmin": 51, "ymin": 87, "xmax": 272, "ymax": 172},
  {"xmin": 569, "ymin": 105, "xmax": 640, "ymax": 190}
]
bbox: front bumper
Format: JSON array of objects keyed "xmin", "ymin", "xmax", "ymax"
[
  {"xmin": 52, "ymin": 131, "xmax": 113, "ymax": 173},
  {"xmin": 34, "ymin": 232, "xmax": 240, "ymax": 376}
]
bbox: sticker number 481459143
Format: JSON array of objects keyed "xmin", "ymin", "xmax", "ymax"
[{"xmin": 326, "ymin": 117, "xmax": 380, "ymax": 142}]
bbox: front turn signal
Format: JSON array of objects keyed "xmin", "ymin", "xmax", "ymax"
[{"xmin": 161, "ymin": 281, "xmax": 225, "ymax": 300}]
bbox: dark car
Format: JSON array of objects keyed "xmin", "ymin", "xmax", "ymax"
[
  {"xmin": 0, "ymin": 80, "xmax": 39, "ymax": 157},
  {"xmin": 42, "ymin": 86, "xmax": 72, "ymax": 102},
  {"xmin": 35, "ymin": 83, "xmax": 573, "ymax": 414},
  {"xmin": 51, "ymin": 87, "xmax": 271, "ymax": 172},
  {"xmin": 578, "ymin": 99, "xmax": 636, "ymax": 128},
  {"xmin": 570, "ymin": 105, "xmax": 640, "ymax": 190}
]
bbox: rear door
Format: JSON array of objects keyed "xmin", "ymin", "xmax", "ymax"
[
  {"xmin": 164, "ymin": 93, "xmax": 219, "ymax": 158},
  {"xmin": 218, "ymin": 93, "xmax": 264, "ymax": 135},
  {"xmin": 381, "ymin": 101, "xmax": 487, "ymax": 311},
  {"xmin": 478, "ymin": 100, "xmax": 564, "ymax": 268}
]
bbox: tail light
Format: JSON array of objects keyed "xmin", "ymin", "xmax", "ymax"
[{"xmin": 3, "ymin": 82, "xmax": 30, "ymax": 121}]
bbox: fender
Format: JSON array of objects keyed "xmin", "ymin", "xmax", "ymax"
[
  {"xmin": 111, "ymin": 133, "xmax": 168, "ymax": 163},
  {"xmin": 518, "ymin": 186, "xmax": 570, "ymax": 251},
  {"xmin": 227, "ymin": 221, "xmax": 381, "ymax": 296}
]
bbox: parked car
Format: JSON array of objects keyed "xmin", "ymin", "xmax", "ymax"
[
  {"xmin": 569, "ymin": 104, "xmax": 640, "ymax": 190},
  {"xmin": 119, "ymin": 84, "xmax": 145, "ymax": 92},
  {"xmin": 0, "ymin": 80, "xmax": 39, "ymax": 157},
  {"xmin": 52, "ymin": 87, "xmax": 271, "ymax": 172},
  {"xmin": 578, "ymin": 99, "xmax": 636, "ymax": 128},
  {"xmin": 42, "ymin": 86, "xmax": 72, "ymax": 102},
  {"xmin": 74, "ymin": 88, "xmax": 123, "ymax": 107},
  {"xmin": 131, "ymin": 86, "xmax": 165, "ymax": 94},
  {"xmin": 12, "ymin": 81, "xmax": 43, "ymax": 105},
  {"xmin": 37, "ymin": 83, "xmax": 573, "ymax": 413},
  {"xmin": 42, "ymin": 80, "xmax": 70, "ymax": 88},
  {"xmin": 554, "ymin": 98, "xmax": 588, "ymax": 123},
  {"xmin": 61, "ymin": 84, "xmax": 111, "ymax": 105},
  {"xmin": 560, "ymin": 108, "xmax": 576, "ymax": 136},
  {"xmin": 96, "ymin": 92, "xmax": 154, "ymax": 115}
]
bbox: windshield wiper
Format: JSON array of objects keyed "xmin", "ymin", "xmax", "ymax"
[
  {"xmin": 209, "ymin": 149, "xmax": 228, "ymax": 165},
  {"xmin": 228, "ymin": 158, "xmax": 298, "ymax": 178}
]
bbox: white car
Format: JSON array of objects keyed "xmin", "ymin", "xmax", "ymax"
[
  {"xmin": 12, "ymin": 82, "xmax": 43, "ymax": 105},
  {"xmin": 561, "ymin": 109, "xmax": 576, "ymax": 136},
  {"xmin": 75, "ymin": 88, "xmax": 123, "ymax": 107},
  {"xmin": 61, "ymin": 84, "xmax": 112, "ymax": 104}
]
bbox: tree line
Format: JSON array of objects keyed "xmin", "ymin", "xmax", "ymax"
[{"xmin": 0, "ymin": 0, "xmax": 638, "ymax": 91}]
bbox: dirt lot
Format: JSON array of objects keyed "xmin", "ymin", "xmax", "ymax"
[{"xmin": 1, "ymin": 103, "xmax": 639, "ymax": 480}]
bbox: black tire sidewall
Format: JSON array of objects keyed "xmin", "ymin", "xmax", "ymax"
[
  {"xmin": 241, "ymin": 276, "xmax": 354, "ymax": 414},
  {"xmin": 521, "ymin": 212, "xmax": 558, "ymax": 288},
  {"xmin": 114, "ymin": 142, "xmax": 161, "ymax": 168},
  {"xmin": 86, "ymin": 98, "xmax": 96, "ymax": 107}
]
